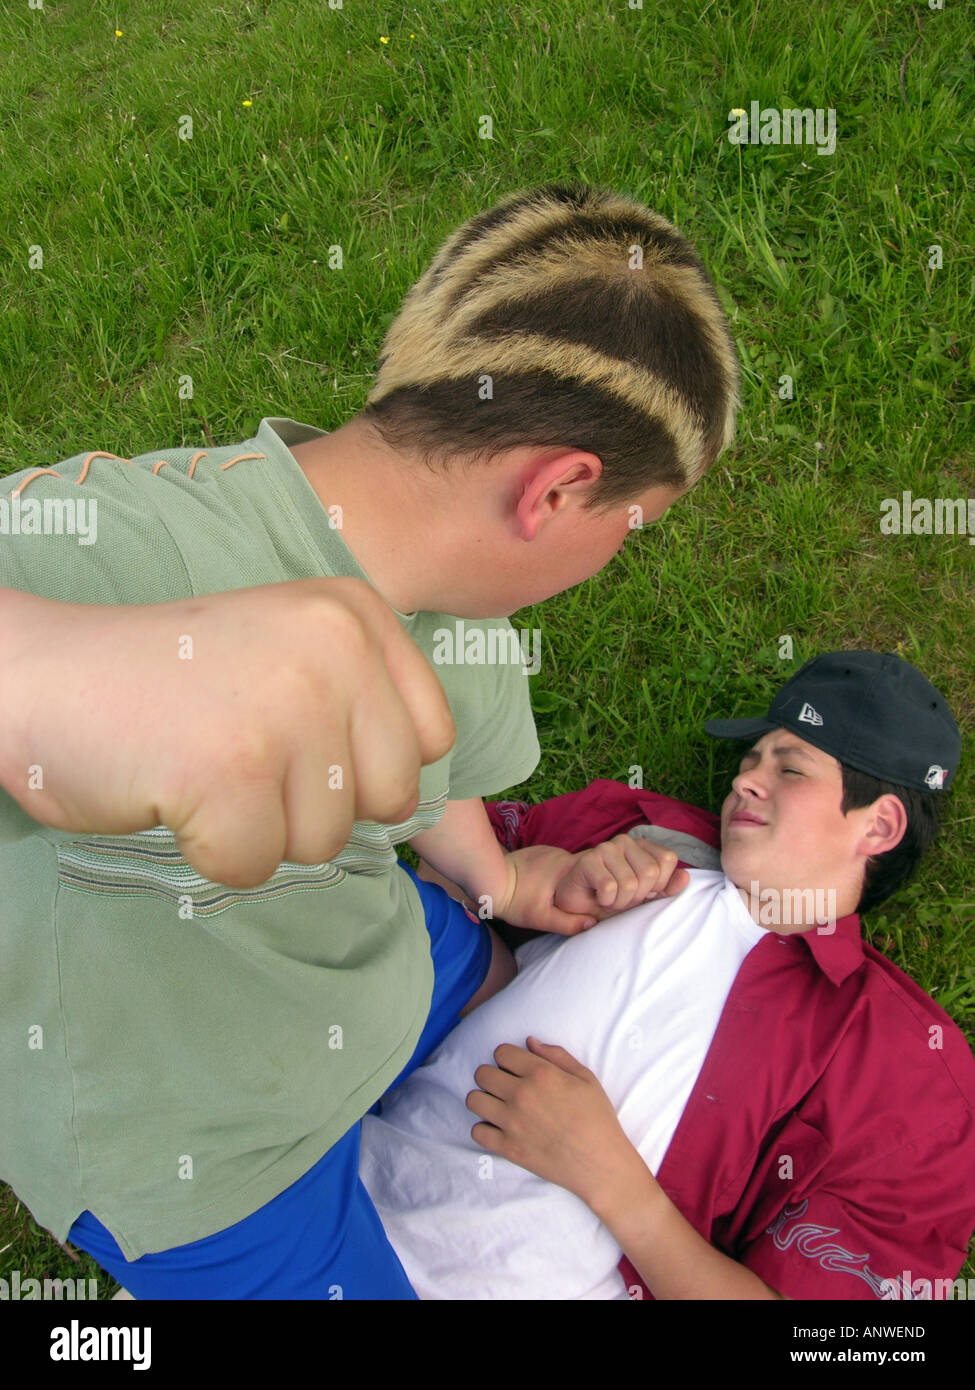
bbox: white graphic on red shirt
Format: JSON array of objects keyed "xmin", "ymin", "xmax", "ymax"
[{"xmin": 765, "ymin": 1200, "xmax": 899, "ymax": 1298}]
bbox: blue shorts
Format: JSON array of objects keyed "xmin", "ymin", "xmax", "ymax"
[{"xmin": 67, "ymin": 861, "xmax": 494, "ymax": 1300}]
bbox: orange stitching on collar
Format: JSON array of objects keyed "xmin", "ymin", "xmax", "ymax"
[
  {"xmin": 220, "ymin": 452, "xmax": 268, "ymax": 470},
  {"xmin": 75, "ymin": 452, "xmax": 135, "ymax": 486},
  {"xmin": 8, "ymin": 450, "xmax": 269, "ymax": 495},
  {"xmin": 9, "ymin": 469, "xmax": 63, "ymax": 497}
]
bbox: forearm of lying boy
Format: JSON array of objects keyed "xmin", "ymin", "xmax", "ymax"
[{"xmin": 593, "ymin": 1167, "xmax": 786, "ymax": 1300}]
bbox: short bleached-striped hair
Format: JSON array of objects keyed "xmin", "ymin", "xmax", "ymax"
[{"xmin": 361, "ymin": 182, "xmax": 740, "ymax": 515}]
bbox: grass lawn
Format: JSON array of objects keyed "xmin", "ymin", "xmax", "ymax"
[{"xmin": 1, "ymin": 0, "xmax": 972, "ymax": 1297}]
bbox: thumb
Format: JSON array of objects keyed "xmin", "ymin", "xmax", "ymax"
[
  {"xmin": 660, "ymin": 867, "xmax": 690, "ymax": 898},
  {"xmin": 539, "ymin": 905, "xmax": 599, "ymax": 934}
]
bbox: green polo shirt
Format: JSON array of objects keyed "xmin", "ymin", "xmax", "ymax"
[{"xmin": 0, "ymin": 416, "xmax": 540, "ymax": 1259}]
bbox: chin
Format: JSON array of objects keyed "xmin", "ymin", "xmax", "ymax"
[
  {"xmin": 719, "ymin": 850, "xmax": 758, "ymax": 888},
  {"xmin": 444, "ymin": 598, "xmax": 517, "ymax": 620}
]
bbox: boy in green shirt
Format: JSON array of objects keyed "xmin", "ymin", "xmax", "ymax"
[{"xmin": 0, "ymin": 182, "xmax": 738, "ymax": 1297}]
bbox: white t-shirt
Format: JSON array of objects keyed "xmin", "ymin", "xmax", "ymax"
[{"xmin": 358, "ymin": 869, "xmax": 767, "ymax": 1299}]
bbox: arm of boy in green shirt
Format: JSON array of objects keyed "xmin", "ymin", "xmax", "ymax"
[
  {"xmin": 409, "ymin": 797, "xmax": 518, "ymax": 915},
  {"xmin": 411, "ymin": 795, "xmax": 598, "ymax": 935},
  {"xmin": 409, "ymin": 800, "xmax": 687, "ymax": 937}
]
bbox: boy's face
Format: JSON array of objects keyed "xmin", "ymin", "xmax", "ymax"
[{"xmin": 718, "ymin": 729, "xmax": 868, "ymax": 912}]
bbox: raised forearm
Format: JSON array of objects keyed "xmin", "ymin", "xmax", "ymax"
[{"xmin": 593, "ymin": 1164, "xmax": 783, "ymax": 1301}]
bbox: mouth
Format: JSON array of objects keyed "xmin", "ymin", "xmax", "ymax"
[{"xmin": 727, "ymin": 810, "xmax": 767, "ymax": 827}]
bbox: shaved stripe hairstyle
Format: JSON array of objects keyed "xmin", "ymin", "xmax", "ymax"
[{"xmin": 360, "ymin": 182, "xmax": 740, "ymax": 515}]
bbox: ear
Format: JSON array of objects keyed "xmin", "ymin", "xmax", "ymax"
[
  {"xmin": 514, "ymin": 450, "xmax": 603, "ymax": 540},
  {"xmin": 854, "ymin": 794, "xmax": 908, "ymax": 858}
]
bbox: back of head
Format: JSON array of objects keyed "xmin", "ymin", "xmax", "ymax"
[{"xmin": 361, "ymin": 182, "xmax": 741, "ymax": 514}]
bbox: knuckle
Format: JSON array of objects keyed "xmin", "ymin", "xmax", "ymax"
[
  {"xmin": 385, "ymin": 778, "xmax": 422, "ymax": 821},
  {"xmin": 318, "ymin": 593, "xmax": 376, "ymax": 665},
  {"xmin": 221, "ymin": 726, "xmax": 278, "ymax": 786},
  {"xmin": 301, "ymin": 579, "xmax": 370, "ymax": 639},
  {"xmin": 431, "ymin": 719, "xmax": 457, "ymax": 764}
]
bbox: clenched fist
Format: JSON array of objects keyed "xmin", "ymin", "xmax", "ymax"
[{"xmin": 0, "ymin": 577, "xmax": 456, "ymax": 887}]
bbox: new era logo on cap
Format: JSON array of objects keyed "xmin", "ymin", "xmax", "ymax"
[
  {"xmin": 924, "ymin": 765, "xmax": 948, "ymax": 790},
  {"xmin": 797, "ymin": 702, "xmax": 824, "ymax": 727}
]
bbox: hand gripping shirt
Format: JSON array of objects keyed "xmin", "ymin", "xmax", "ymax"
[{"xmin": 0, "ymin": 416, "xmax": 540, "ymax": 1260}]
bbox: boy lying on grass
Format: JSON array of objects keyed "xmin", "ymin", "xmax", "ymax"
[{"xmin": 358, "ymin": 651, "xmax": 975, "ymax": 1300}]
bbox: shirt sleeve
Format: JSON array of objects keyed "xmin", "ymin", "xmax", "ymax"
[
  {"xmin": 439, "ymin": 626, "xmax": 541, "ymax": 801},
  {"xmin": 736, "ymin": 1114, "xmax": 975, "ymax": 1300}
]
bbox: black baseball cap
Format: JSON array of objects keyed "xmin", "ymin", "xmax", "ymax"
[{"xmin": 705, "ymin": 651, "xmax": 961, "ymax": 792}]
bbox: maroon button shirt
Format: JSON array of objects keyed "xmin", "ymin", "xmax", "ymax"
[{"xmin": 483, "ymin": 779, "xmax": 975, "ymax": 1301}]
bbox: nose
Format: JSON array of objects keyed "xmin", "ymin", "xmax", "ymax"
[{"xmin": 731, "ymin": 761, "xmax": 769, "ymax": 801}]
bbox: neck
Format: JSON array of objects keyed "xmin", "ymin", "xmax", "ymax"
[
  {"xmin": 735, "ymin": 879, "xmax": 857, "ymax": 932},
  {"xmin": 291, "ymin": 418, "xmax": 500, "ymax": 618}
]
